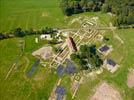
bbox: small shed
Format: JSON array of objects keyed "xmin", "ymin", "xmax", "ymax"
[
  {"xmin": 103, "ymin": 59, "xmax": 119, "ymax": 73},
  {"xmin": 55, "ymin": 86, "xmax": 66, "ymax": 100},
  {"xmin": 98, "ymin": 44, "xmax": 112, "ymax": 56},
  {"xmin": 66, "ymin": 36, "xmax": 77, "ymax": 52},
  {"xmin": 65, "ymin": 59, "xmax": 77, "ymax": 74},
  {"xmin": 40, "ymin": 34, "xmax": 52, "ymax": 40},
  {"xmin": 55, "ymin": 86, "xmax": 66, "ymax": 95},
  {"xmin": 57, "ymin": 65, "xmax": 65, "ymax": 76}
]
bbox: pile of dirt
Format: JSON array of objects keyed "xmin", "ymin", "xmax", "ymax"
[
  {"xmin": 90, "ymin": 82, "xmax": 122, "ymax": 100},
  {"xmin": 127, "ymin": 68, "xmax": 134, "ymax": 88}
]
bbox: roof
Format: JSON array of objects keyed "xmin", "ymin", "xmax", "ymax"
[
  {"xmin": 57, "ymin": 65, "xmax": 65, "ymax": 76},
  {"xmin": 57, "ymin": 94, "xmax": 62, "ymax": 100},
  {"xmin": 99, "ymin": 45, "xmax": 110, "ymax": 52},
  {"xmin": 107, "ymin": 59, "xmax": 116, "ymax": 67},
  {"xmin": 27, "ymin": 59, "xmax": 40, "ymax": 77},
  {"xmin": 55, "ymin": 86, "xmax": 66, "ymax": 95},
  {"xmin": 40, "ymin": 34, "xmax": 52, "ymax": 39},
  {"xmin": 66, "ymin": 37, "xmax": 77, "ymax": 52},
  {"xmin": 65, "ymin": 59, "xmax": 77, "ymax": 74}
]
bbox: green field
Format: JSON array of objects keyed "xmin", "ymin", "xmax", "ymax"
[
  {"xmin": 0, "ymin": 0, "xmax": 111, "ymax": 32},
  {"xmin": 0, "ymin": 0, "xmax": 66, "ymax": 32},
  {"xmin": 0, "ymin": 35, "xmax": 58, "ymax": 99}
]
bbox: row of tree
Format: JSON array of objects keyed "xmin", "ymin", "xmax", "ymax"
[
  {"xmin": 0, "ymin": 27, "xmax": 58, "ymax": 40},
  {"xmin": 60, "ymin": 0, "xmax": 104, "ymax": 16},
  {"xmin": 70, "ymin": 44, "xmax": 103, "ymax": 70},
  {"xmin": 102, "ymin": 0, "xmax": 134, "ymax": 26},
  {"xmin": 60, "ymin": 0, "xmax": 134, "ymax": 26}
]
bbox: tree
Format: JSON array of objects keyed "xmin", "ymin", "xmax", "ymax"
[
  {"xmin": 101, "ymin": 4, "xmax": 109, "ymax": 13},
  {"xmin": 127, "ymin": 15, "xmax": 134, "ymax": 25},
  {"xmin": 104, "ymin": 0, "xmax": 134, "ymax": 26},
  {"xmin": 89, "ymin": 45, "xmax": 96, "ymax": 55},
  {"xmin": 28, "ymin": 28, "xmax": 36, "ymax": 35},
  {"xmin": 103, "ymin": 36, "xmax": 110, "ymax": 42},
  {"xmin": 13, "ymin": 28, "xmax": 25, "ymax": 37},
  {"xmin": 53, "ymin": 46, "xmax": 63, "ymax": 54},
  {"xmin": 80, "ymin": 45, "xmax": 88, "ymax": 52},
  {"xmin": 0, "ymin": 33, "xmax": 6, "ymax": 40},
  {"xmin": 79, "ymin": 60, "xmax": 88, "ymax": 70},
  {"xmin": 71, "ymin": 44, "xmax": 103, "ymax": 71},
  {"xmin": 60, "ymin": 0, "xmax": 104, "ymax": 16}
]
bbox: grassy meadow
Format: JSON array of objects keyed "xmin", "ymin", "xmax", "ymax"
[
  {"xmin": 0, "ymin": 0, "xmax": 66, "ymax": 32},
  {"xmin": 0, "ymin": 0, "xmax": 112, "ymax": 32},
  {"xmin": 0, "ymin": 35, "xmax": 58, "ymax": 100}
]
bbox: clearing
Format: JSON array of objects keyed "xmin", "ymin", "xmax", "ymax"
[
  {"xmin": 127, "ymin": 68, "xmax": 134, "ymax": 88},
  {"xmin": 90, "ymin": 82, "xmax": 122, "ymax": 100},
  {"xmin": 32, "ymin": 46, "xmax": 53, "ymax": 60}
]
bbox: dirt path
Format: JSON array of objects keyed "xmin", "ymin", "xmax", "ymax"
[
  {"xmin": 4, "ymin": 63, "xmax": 17, "ymax": 80},
  {"xmin": 110, "ymin": 22, "xmax": 124, "ymax": 44},
  {"xmin": 4, "ymin": 54, "xmax": 23, "ymax": 80}
]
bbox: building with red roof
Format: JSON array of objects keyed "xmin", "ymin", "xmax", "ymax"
[{"xmin": 66, "ymin": 36, "xmax": 77, "ymax": 52}]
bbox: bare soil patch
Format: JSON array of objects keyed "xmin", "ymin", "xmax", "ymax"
[
  {"xmin": 127, "ymin": 68, "xmax": 134, "ymax": 88},
  {"xmin": 90, "ymin": 82, "xmax": 122, "ymax": 100},
  {"xmin": 32, "ymin": 46, "xmax": 53, "ymax": 60}
]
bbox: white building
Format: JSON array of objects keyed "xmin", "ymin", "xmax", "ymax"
[
  {"xmin": 40, "ymin": 34, "xmax": 52, "ymax": 40},
  {"xmin": 62, "ymin": 32, "xmax": 69, "ymax": 37},
  {"xmin": 35, "ymin": 38, "xmax": 39, "ymax": 43}
]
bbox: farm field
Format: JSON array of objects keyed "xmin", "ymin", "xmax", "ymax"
[{"xmin": 0, "ymin": 0, "xmax": 66, "ymax": 32}]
